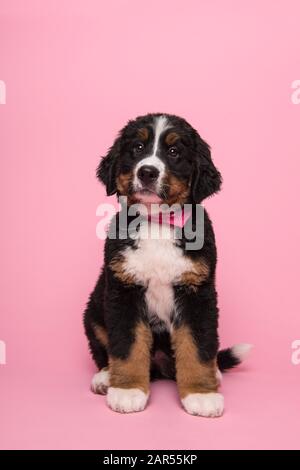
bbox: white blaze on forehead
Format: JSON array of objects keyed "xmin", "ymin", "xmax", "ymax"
[
  {"xmin": 152, "ymin": 115, "xmax": 170, "ymax": 156},
  {"xmin": 133, "ymin": 115, "xmax": 170, "ymax": 191}
]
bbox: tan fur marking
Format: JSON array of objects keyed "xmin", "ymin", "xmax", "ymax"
[
  {"xmin": 165, "ymin": 131, "xmax": 180, "ymax": 145},
  {"xmin": 109, "ymin": 256, "xmax": 136, "ymax": 284},
  {"xmin": 116, "ymin": 172, "xmax": 132, "ymax": 195},
  {"xmin": 164, "ymin": 173, "xmax": 190, "ymax": 205},
  {"xmin": 137, "ymin": 127, "xmax": 149, "ymax": 141},
  {"xmin": 180, "ymin": 259, "xmax": 209, "ymax": 288},
  {"xmin": 172, "ymin": 325, "xmax": 218, "ymax": 398},
  {"xmin": 109, "ymin": 322, "xmax": 153, "ymax": 393},
  {"xmin": 93, "ymin": 323, "xmax": 109, "ymax": 348}
]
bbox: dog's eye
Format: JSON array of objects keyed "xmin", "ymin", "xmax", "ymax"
[
  {"xmin": 168, "ymin": 146, "xmax": 179, "ymax": 157},
  {"xmin": 134, "ymin": 142, "xmax": 144, "ymax": 154}
]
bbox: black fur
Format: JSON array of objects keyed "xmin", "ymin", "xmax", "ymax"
[{"xmin": 217, "ymin": 348, "xmax": 241, "ymax": 371}]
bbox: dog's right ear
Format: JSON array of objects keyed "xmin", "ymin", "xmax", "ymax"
[{"xmin": 96, "ymin": 137, "xmax": 121, "ymax": 196}]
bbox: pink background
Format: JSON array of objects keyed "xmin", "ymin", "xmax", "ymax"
[{"xmin": 1, "ymin": 0, "xmax": 300, "ymax": 450}]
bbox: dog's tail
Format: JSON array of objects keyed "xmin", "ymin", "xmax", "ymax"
[
  {"xmin": 150, "ymin": 343, "xmax": 252, "ymax": 381},
  {"xmin": 217, "ymin": 343, "xmax": 253, "ymax": 372}
]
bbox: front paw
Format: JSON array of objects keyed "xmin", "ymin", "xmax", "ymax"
[
  {"xmin": 107, "ymin": 387, "xmax": 149, "ymax": 413},
  {"xmin": 181, "ymin": 392, "xmax": 224, "ymax": 417}
]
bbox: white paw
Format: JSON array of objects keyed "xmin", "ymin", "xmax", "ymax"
[
  {"xmin": 107, "ymin": 387, "xmax": 149, "ymax": 413},
  {"xmin": 181, "ymin": 393, "xmax": 224, "ymax": 417},
  {"xmin": 91, "ymin": 369, "xmax": 110, "ymax": 395}
]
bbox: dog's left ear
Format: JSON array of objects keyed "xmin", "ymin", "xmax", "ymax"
[
  {"xmin": 191, "ymin": 133, "xmax": 222, "ymax": 203},
  {"xmin": 96, "ymin": 137, "xmax": 121, "ymax": 196}
]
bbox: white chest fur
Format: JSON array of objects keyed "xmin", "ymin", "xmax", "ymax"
[{"xmin": 122, "ymin": 222, "xmax": 194, "ymax": 330}]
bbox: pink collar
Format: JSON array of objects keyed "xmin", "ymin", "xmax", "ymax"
[{"xmin": 147, "ymin": 208, "xmax": 192, "ymax": 228}]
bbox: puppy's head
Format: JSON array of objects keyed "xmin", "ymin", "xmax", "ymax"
[{"xmin": 97, "ymin": 113, "xmax": 222, "ymax": 205}]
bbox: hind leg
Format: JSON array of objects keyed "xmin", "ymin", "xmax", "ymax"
[
  {"xmin": 91, "ymin": 367, "xmax": 110, "ymax": 395},
  {"xmin": 84, "ymin": 295, "xmax": 110, "ymax": 394}
]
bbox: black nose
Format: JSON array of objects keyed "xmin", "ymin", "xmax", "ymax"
[{"xmin": 137, "ymin": 165, "xmax": 159, "ymax": 186}]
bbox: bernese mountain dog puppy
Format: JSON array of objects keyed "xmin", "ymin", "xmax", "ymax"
[{"xmin": 84, "ymin": 113, "xmax": 251, "ymax": 417}]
